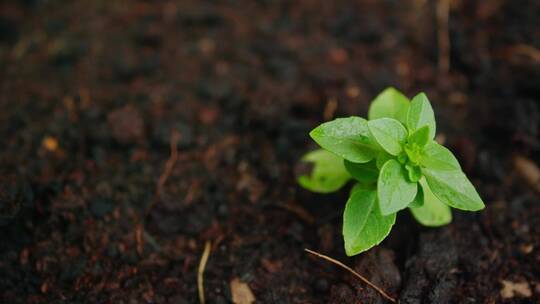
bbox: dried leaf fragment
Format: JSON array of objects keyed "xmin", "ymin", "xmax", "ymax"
[
  {"xmin": 230, "ymin": 278, "xmax": 255, "ymax": 304},
  {"xmin": 500, "ymin": 280, "xmax": 532, "ymax": 299}
]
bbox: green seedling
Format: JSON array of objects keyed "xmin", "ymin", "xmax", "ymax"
[{"xmin": 298, "ymin": 87, "xmax": 485, "ymax": 256}]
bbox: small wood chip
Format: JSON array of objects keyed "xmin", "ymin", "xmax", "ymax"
[
  {"xmin": 500, "ymin": 280, "xmax": 532, "ymax": 299},
  {"xmin": 519, "ymin": 244, "xmax": 534, "ymax": 254},
  {"xmin": 323, "ymin": 98, "xmax": 338, "ymax": 120},
  {"xmin": 435, "ymin": 133, "xmax": 446, "ymax": 145},
  {"xmin": 513, "ymin": 155, "xmax": 540, "ymax": 193},
  {"xmin": 230, "ymin": 278, "xmax": 255, "ymax": 304},
  {"xmin": 42, "ymin": 136, "xmax": 59, "ymax": 151}
]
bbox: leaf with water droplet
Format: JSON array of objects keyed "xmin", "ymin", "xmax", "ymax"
[
  {"xmin": 422, "ymin": 167, "xmax": 485, "ymax": 211},
  {"xmin": 310, "ymin": 117, "xmax": 378, "ymax": 163}
]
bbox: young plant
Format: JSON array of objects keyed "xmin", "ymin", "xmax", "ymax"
[{"xmin": 298, "ymin": 88, "xmax": 485, "ymax": 256}]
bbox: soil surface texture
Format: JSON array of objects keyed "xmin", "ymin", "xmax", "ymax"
[{"xmin": 1, "ymin": 0, "xmax": 539, "ymax": 303}]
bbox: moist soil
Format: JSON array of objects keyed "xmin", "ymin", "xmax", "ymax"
[{"xmin": 1, "ymin": 1, "xmax": 539, "ymax": 303}]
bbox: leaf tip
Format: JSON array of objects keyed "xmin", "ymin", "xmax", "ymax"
[
  {"xmin": 308, "ymin": 128, "xmax": 319, "ymax": 141},
  {"xmin": 472, "ymin": 202, "xmax": 486, "ymax": 211},
  {"xmin": 344, "ymin": 244, "xmax": 356, "ymax": 257},
  {"xmin": 382, "ymin": 86, "xmax": 399, "ymax": 94}
]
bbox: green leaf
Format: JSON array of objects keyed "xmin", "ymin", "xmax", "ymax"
[
  {"xmin": 410, "ymin": 179, "xmax": 452, "ymax": 226},
  {"xmin": 368, "ymin": 87, "xmax": 410, "ymax": 124},
  {"xmin": 377, "ymin": 159, "xmax": 418, "ymax": 215},
  {"xmin": 343, "ymin": 186, "xmax": 396, "ymax": 256},
  {"xmin": 376, "ymin": 152, "xmax": 393, "ymax": 170},
  {"xmin": 405, "ymin": 163, "xmax": 422, "ymax": 183},
  {"xmin": 420, "ymin": 141, "xmax": 461, "ymax": 171},
  {"xmin": 407, "ymin": 125, "xmax": 430, "ymax": 147},
  {"xmin": 408, "ymin": 185, "xmax": 424, "ymax": 208},
  {"xmin": 368, "ymin": 118, "xmax": 408, "ymax": 156},
  {"xmin": 397, "ymin": 153, "xmax": 408, "ymax": 164},
  {"xmin": 310, "ymin": 117, "xmax": 378, "ymax": 163},
  {"xmin": 407, "ymin": 93, "xmax": 436, "ymax": 139},
  {"xmin": 298, "ymin": 149, "xmax": 350, "ymax": 193},
  {"xmin": 344, "ymin": 160, "xmax": 378, "ymax": 183},
  {"xmin": 422, "ymin": 167, "xmax": 485, "ymax": 211}
]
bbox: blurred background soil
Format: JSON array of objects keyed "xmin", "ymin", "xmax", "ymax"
[{"xmin": 0, "ymin": 0, "xmax": 539, "ymax": 303}]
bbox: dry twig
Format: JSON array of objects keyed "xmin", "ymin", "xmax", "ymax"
[
  {"xmin": 141, "ymin": 129, "xmax": 181, "ymax": 219},
  {"xmin": 156, "ymin": 130, "xmax": 181, "ymax": 199},
  {"xmin": 506, "ymin": 44, "xmax": 540, "ymax": 64},
  {"xmin": 198, "ymin": 241, "xmax": 212, "ymax": 304},
  {"xmin": 305, "ymin": 248, "xmax": 396, "ymax": 303},
  {"xmin": 136, "ymin": 131, "xmax": 181, "ymax": 255},
  {"xmin": 135, "ymin": 223, "xmax": 144, "ymax": 255}
]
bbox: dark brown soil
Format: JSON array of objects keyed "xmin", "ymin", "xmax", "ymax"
[{"xmin": 1, "ymin": 1, "xmax": 539, "ymax": 303}]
